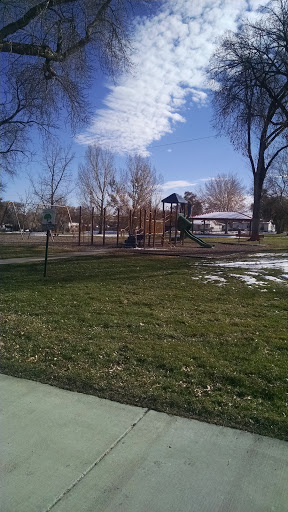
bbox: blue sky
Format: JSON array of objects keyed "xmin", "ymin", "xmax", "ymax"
[{"xmin": 4, "ymin": 0, "xmax": 269, "ymax": 205}]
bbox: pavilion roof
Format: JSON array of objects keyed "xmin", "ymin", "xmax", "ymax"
[{"xmin": 192, "ymin": 211, "xmax": 252, "ymax": 221}]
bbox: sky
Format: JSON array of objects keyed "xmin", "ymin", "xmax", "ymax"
[{"xmin": 3, "ymin": 0, "xmax": 271, "ymax": 206}]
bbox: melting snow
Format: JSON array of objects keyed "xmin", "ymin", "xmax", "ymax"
[
  {"xmin": 230, "ymin": 274, "xmax": 266, "ymax": 286},
  {"xmin": 204, "ymin": 275, "xmax": 227, "ymax": 283},
  {"xmin": 216, "ymin": 254, "xmax": 288, "ymax": 272},
  {"xmin": 263, "ymin": 275, "xmax": 285, "ymax": 283},
  {"xmin": 204, "ymin": 253, "xmax": 288, "ymax": 288}
]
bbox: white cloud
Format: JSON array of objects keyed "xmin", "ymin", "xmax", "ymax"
[
  {"xmin": 77, "ymin": 0, "xmax": 270, "ymax": 155},
  {"xmin": 162, "ymin": 180, "xmax": 196, "ymax": 190}
]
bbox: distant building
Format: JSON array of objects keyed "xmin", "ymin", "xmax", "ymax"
[
  {"xmin": 259, "ymin": 221, "xmax": 275, "ymax": 233},
  {"xmin": 191, "ymin": 211, "xmax": 275, "ymax": 233}
]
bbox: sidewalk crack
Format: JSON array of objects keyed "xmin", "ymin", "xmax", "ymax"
[{"xmin": 43, "ymin": 408, "xmax": 149, "ymax": 512}]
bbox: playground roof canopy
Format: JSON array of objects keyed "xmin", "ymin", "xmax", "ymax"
[
  {"xmin": 161, "ymin": 193, "xmax": 187, "ymax": 205},
  {"xmin": 192, "ymin": 211, "xmax": 252, "ymax": 221}
]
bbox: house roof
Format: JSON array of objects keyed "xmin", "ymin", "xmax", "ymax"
[
  {"xmin": 192, "ymin": 211, "xmax": 252, "ymax": 221},
  {"xmin": 161, "ymin": 193, "xmax": 187, "ymax": 204}
]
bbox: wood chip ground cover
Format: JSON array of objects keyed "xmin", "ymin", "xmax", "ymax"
[{"xmin": 1, "ymin": 253, "xmax": 287, "ymax": 440}]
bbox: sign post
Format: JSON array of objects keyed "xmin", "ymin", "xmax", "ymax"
[
  {"xmin": 44, "ymin": 229, "xmax": 50, "ymax": 277},
  {"xmin": 42, "ymin": 208, "xmax": 56, "ymax": 277}
]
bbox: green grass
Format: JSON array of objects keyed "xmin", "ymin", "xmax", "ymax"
[
  {"xmin": 0, "ymin": 243, "xmax": 78, "ymax": 259},
  {"xmin": 1, "ymin": 253, "xmax": 287, "ymax": 439},
  {"xmin": 205, "ymin": 233, "xmax": 288, "ymax": 250}
]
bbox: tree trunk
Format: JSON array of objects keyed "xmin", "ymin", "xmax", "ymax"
[
  {"xmin": 98, "ymin": 212, "xmax": 103, "ymax": 234},
  {"xmin": 250, "ymin": 153, "xmax": 266, "ymax": 241},
  {"xmin": 275, "ymin": 218, "xmax": 284, "ymax": 234},
  {"xmin": 98, "ymin": 201, "xmax": 104, "ymax": 234},
  {"xmin": 250, "ymin": 189, "xmax": 261, "ymax": 240}
]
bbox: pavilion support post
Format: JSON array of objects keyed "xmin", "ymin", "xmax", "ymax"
[
  {"xmin": 162, "ymin": 203, "xmax": 165, "ymax": 246},
  {"xmin": 143, "ymin": 209, "xmax": 147, "ymax": 249},
  {"xmin": 153, "ymin": 209, "xmax": 156, "ymax": 247},
  {"xmin": 169, "ymin": 204, "xmax": 172, "ymax": 242},
  {"xmin": 78, "ymin": 206, "xmax": 82, "ymax": 246},
  {"xmin": 116, "ymin": 208, "xmax": 120, "ymax": 247},
  {"xmin": 103, "ymin": 208, "xmax": 106, "ymax": 246},
  {"xmin": 174, "ymin": 204, "xmax": 178, "ymax": 245},
  {"xmin": 91, "ymin": 207, "xmax": 94, "ymax": 246},
  {"xmin": 148, "ymin": 210, "xmax": 152, "ymax": 247}
]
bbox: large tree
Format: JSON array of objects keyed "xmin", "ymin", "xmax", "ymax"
[
  {"xmin": 209, "ymin": 0, "xmax": 288, "ymax": 240},
  {"xmin": 0, "ymin": 0, "xmax": 134, "ymax": 174},
  {"xmin": 78, "ymin": 145, "xmax": 115, "ymax": 233},
  {"xmin": 199, "ymin": 173, "xmax": 247, "ymax": 213}
]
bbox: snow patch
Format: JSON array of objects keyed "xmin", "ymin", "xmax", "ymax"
[
  {"xmin": 230, "ymin": 274, "xmax": 266, "ymax": 286},
  {"xmin": 263, "ymin": 275, "xmax": 285, "ymax": 283},
  {"xmin": 204, "ymin": 275, "xmax": 227, "ymax": 283}
]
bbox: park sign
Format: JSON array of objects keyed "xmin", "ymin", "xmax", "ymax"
[{"xmin": 42, "ymin": 208, "xmax": 56, "ymax": 229}]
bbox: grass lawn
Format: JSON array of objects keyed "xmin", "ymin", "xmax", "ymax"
[
  {"xmin": 0, "ymin": 242, "xmax": 75, "ymax": 259},
  {"xmin": 1, "ymin": 253, "xmax": 287, "ymax": 440},
  {"xmin": 204, "ymin": 233, "xmax": 288, "ymax": 250},
  {"xmin": 0, "ymin": 233, "xmax": 287, "ymax": 259}
]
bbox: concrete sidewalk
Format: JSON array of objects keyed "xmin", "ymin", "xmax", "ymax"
[
  {"xmin": 0, "ymin": 249, "xmax": 113, "ymax": 265},
  {"xmin": 1, "ymin": 374, "xmax": 287, "ymax": 512}
]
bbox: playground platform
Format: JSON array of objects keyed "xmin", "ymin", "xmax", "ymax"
[{"xmin": 2, "ymin": 374, "xmax": 288, "ymax": 512}]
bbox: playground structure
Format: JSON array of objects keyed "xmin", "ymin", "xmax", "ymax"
[
  {"xmin": 0, "ymin": 193, "xmax": 213, "ymax": 249},
  {"xmin": 78, "ymin": 204, "xmax": 177, "ymax": 248},
  {"xmin": 76, "ymin": 191, "xmax": 213, "ymax": 249}
]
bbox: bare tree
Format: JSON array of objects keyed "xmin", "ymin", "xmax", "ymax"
[
  {"xmin": 0, "ymin": 0, "xmax": 136, "ymax": 174},
  {"xmin": 31, "ymin": 141, "xmax": 74, "ymax": 206},
  {"xmin": 109, "ymin": 173, "xmax": 130, "ymax": 213},
  {"xmin": 78, "ymin": 146, "xmax": 115, "ymax": 233},
  {"xmin": 17, "ymin": 188, "xmax": 35, "ymax": 231},
  {"xmin": 123, "ymin": 155, "xmax": 160, "ymax": 209},
  {"xmin": 199, "ymin": 173, "xmax": 247, "ymax": 213},
  {"xmin": 209, "ymin": 0, "xmax": 288, "ymax": 239},
  {"xmin": 108, "ymin": 155, "xmax": 161, "ymax": 231}
]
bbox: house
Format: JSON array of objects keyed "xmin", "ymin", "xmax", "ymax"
[{"xmin": 259, "ymin": 220, "xmax": 275, "ymax": 232}]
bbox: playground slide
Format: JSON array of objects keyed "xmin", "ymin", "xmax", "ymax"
[
  {"xmin": 183, "ymin": 228, "xmax": 213, "ymax": 248},
  {"xmin": 177, "ymin": 213, "xmax": 213, "ymax": 248}
]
